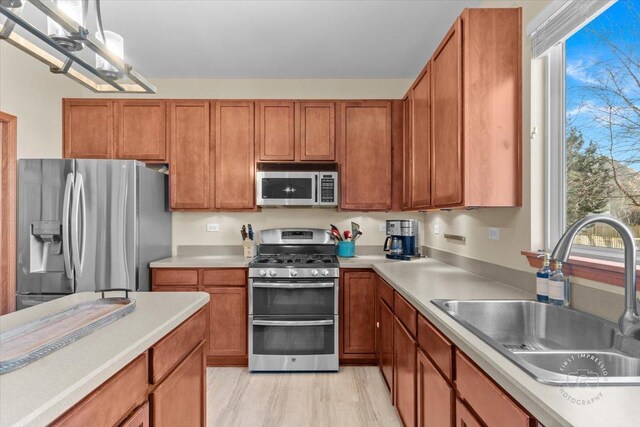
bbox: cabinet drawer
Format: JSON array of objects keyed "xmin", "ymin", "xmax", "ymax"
[
  {"xmin": 51, "ymin": 353, "xmax": 148, "ymax": 427},
  {"xmin": 152, "ymin": 269, "xmax": 199, "ymax": 287},
  {"xmin": 150, "ymin": 309, "xmax": 206, "ymax": 384},
  {"xmin": 394, "ymin": 292, "xmax": 417, "ymax": 337},
  {"xmin": 120, "ymin": 402, "xmax": 149, "ymax": 427},
  {"xmin": 418, "ymin": 315, "xmax": 454, "ymax": 381},
  {"xmin": 455, "ymin": 398, "xmax": 483, "ymax": 427},
  {"xmin": 455, "ymin": 350, "xmax": 532, "ymax": 427},
  {"xmin": 376, "ymin": 275, "xmax": 394, "ymax": 308},
  {"xmin": 202, "ymin": 269, "xmax": 247, "ymax": 287}
]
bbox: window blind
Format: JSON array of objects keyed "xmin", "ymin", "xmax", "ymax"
[{"xmin": 529, "ymin": 0, "xmax": 616, "ymax": 58}]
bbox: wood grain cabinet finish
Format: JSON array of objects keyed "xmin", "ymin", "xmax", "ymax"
[
  {"xmin": 411, "ymin": 63, "xmax": 432, "ymax": 210},
  {"xmin": 417, "ymin": 315, "xmax": 454, "ymax": 381},
  {"xmin": 115, "ymin": 100, "xmax": 168, "ymax": 162},
  {"xmin": 455, "ymin": 399, "xmax": 483, "ymax": 427},
  {"xmin": 455, "ymin": 350, "xmax": 533, "ymax": 427},
  {"xmin": 150, "ymin": 341, "xmax": 207, "ymax": 427},
  {"xmin": 299, "ymin": 101, "xmax": 336, "ymax": 161},
  {"xmin": 169, "ymin": 101, "xmax": 211, "ymax": 210},
  {"xmin": 417, "ymin": 349, "xmax": 454, "ymax": 427},
  {"xmin": 152, "ymin": 269, "xmax": 199, "ymax": 288},
  {"xmin": 51, "ymin": 353, "xmax": 148, "ymax": 427},
  {"xmin": 121, "ymin": 402, "xmax": 150, "ymax": 427},
  {"xmin": 257, "ymin": 100, "xmax": 295, "ymax": 161},
  {"xmin": 402, "ymin": 95, "xmax": 413, "ymax": 210},
  {"xmin": 204, "ymin": 286, "xmax": 248, "ymax": 362},
  {"xmin": 201, "ymin": 268, "xmax": 247, "ymax": 287},
  {"xmin": 342, "ymin": 271, "xmax": 377, "ymax": 354},
  {"xmin": 394, "ymin": 316, "xmax": 417, "ymax": 427},
  {"xmin": 394, "ymin": 291, "xmax": 417, "ymax": 337},
  {"xmin": 338, "ymin": 101, "xmax": 392, "ymax": 211},
  {"xmin": 431, "ymin": 19, "xmax": 463, "ymax": 208},
  {"xmin": 377, "ymin": 296, "xmax": 394, "ymax": 393},
  {"xmin": 63, "ymin": 99, "xmax": 114, "ymax": 159},
  {"xmin": 214, "ymin": 101, "xmax": 256, "ymax": 210}
]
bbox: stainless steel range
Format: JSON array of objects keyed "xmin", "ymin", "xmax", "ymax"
[{"xmin": 248, "ymin": 228, "xmax": 339, "ymax": 372}]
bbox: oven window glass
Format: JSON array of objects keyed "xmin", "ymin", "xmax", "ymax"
[
  {"xmin": 252, "ymin": 317, "xmax": 335, "ymax": 355},
  {"xmin": 261, "ymin": 178, "xmax": 313, "ymax": 200},
  {"xmin": 251, "ymin": 283, "xmax": 335, "ymax": 316}
]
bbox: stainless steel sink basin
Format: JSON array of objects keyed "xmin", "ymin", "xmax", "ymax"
[{"xmin": 432, "ymin": 300, "xmax": 640, "ymax": 385}]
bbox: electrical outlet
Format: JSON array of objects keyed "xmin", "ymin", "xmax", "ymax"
[
  {"xmin": 488, "ymin": 227, "xmax": 500, "ymax": 240},
  {"xmin": 379, "ymin": 223, "xmax": 386, "ymax": 232},
  {"xmin": 206, "ymin": 223, "xmax": 220, "ymax": 232},
  {"xmin": 434, "ymin": 224, "xmax": 441, "ymax": 235}
]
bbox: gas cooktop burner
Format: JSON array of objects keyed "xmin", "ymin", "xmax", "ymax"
[{"xmin": 250, "ymin": 254, "xmax": 338, "ymax": 268}]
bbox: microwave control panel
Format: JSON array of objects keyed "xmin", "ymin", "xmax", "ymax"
[{"xmin": 320, "ymin": 173, "xmax": 337, "ymax": 204}]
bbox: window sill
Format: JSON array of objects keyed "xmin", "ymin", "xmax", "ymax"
[{"xmin": 521, "ymin": 251, "xmax": 640, "ymax": 290}]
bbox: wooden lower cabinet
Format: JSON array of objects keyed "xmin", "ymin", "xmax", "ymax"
[
  {"xmin": 455, "ymin": 399, "xmax": 483, "ymax": 427},
  {"xmin": 340, "ymin": 270, "xmax": 377, "ymax": 364},
  {"xmin": 150, "ymin": 341, "xmax": 207, "ymax": 427},
  {"xmin": 394, "ymin": 316, "xmax": 417, "ymax": 427},
  {"xmin": 205, "ymin": 286, "xmax": 248, "ymax": 365},
  {"xmin": 417, "ymin": 349, "xmax": 454, "ymax": 427},
  {"xmin": 377, "ymin": 297, "xmax": 394, "ymax": 393},
  {"xmin": 121, "ymin": 402, "xmax": 150, "ymax": 427}
]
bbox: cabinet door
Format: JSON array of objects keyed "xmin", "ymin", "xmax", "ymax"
[
  {"xmin": 431, "ymin": 18, "xmax": 463, "ymax": 208},
  {"xmin": 299, "ymin": 102, "xmax": 335, "ymax": 161},
  {"xmin": 402, "ymin": 95, "xmax": 413, "ymax": 210},
  {"xmin": 343, "ymin": 271, "xmax": 376, "ymax": 354},
  {"xmin": 377, "ymin": 298, "xmax": 394, "ymax": 392},
  {"xmin": 214, "ymin": 101, "xmax": 256, "ymax": 210},
  {"xmin": 205, "ymin": 286, "xmax": 247, "ymax": 357},
  {"xmin": 116, "ymin": 100, "xmax": 167, "ymax": 162},
  {"xmin": 63, "ymin": 99, "xmax": 114, "ymax": 159},
  {"xmin": 455, "ymin": 399, "xmax": 482, "ymax": 427},
  {"xmin": 394, "ymin": 316, "xmax": 417, "ymax": 427},
  {"xmin": 121, "ymin": 402, "xmax": 150, "ymax": 427},
  {"xmin": 150, "ymin": 341, "xmax": 206, "ymax": 427},
  {"xmin": 339, "ymin": 101, "xmax": 392, "ymax": 210},
  {"xmin": 169, "ymin": 101, "xmax": 211, "ymax": 209},
  {"xmin": 417, "ymin": 349, "xmax": 454, "ymax": 427},
  {"xmin": 257, "ymin": 100, "xmax": 295, "ymax": 161},
  {"xmin": 411, "ymin": 64, "xmax": 432, "ymax": 209}
]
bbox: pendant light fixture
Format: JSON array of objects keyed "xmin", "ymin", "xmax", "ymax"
[{"xmin": 0, "ymin": 0, "xmax": 155, "ymax": 93}]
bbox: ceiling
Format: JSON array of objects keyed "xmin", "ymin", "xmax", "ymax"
[{"xmin": 95, "ymin": 0, "xmax": 482, "ymax": 79}]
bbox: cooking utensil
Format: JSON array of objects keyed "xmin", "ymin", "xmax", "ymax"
[
  {"xmin": 352, "ymin": 230, "xmax": 363, "ymax": 241},
  {"xmin": 329, "ymin": 224, "xmax": 343, "ymax": 241},
  {"xmin": 344, "ymin": 230, "xmax": 352, "ymax": 241}
]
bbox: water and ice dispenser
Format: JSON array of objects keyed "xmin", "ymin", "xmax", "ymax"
[{"xmin": 30, "ymin": 220, "xmax": 64, "ymax": 273}]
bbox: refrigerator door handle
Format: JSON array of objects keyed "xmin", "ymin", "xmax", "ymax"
[
  {"xmin": 119, "ymin": 166, "xmax": 130, "ymax": 289},
  {"xmin": 71, "ymin": 172, "xmax": 87, "ymax": 277},
  {"xmin": 62, "ymin": 173, "xmax": 74, "ymax": 280}
]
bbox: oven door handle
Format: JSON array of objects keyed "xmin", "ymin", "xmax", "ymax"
[
  {"xmin": 252, "ymin": 319, "xmax": 334, "ymax": 327},
  {"xmin": 252, "ymin": 282, "xmax": 335, "ymax": 289}
]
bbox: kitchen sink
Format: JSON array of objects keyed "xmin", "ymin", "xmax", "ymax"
[{"xmin": 431, "ymin": 300, "xmax": 640, "ymax": 385}]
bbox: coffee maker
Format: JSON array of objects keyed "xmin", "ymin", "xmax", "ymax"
[{"xmin": 383, "ymin": 220, "xmax": 421, "ymax": 260}]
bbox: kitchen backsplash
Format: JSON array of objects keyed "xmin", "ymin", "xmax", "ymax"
[{"xmin": 171, "ymin": 210, "xmax": 424, "ymax": 255}]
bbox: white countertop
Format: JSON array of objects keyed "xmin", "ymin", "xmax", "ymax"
[
  {"xmin": 148, "ymin": 253, "xmax": 640, "ymax": 426},
  {"xmin": 0, "ymin": 291, "xmax": 209, "ymax": 427}
]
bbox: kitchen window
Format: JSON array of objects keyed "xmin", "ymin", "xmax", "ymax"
[{"xmin": 536, "ymin": 0, "xmax": 640, "ymax": 262}]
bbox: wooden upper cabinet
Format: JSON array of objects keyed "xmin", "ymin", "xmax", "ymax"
[
  {"xmin": 402, "ymin": 95, "xmax": 412, "ymax": 210},
  {"xmin": 63, "ymin": 99, "xmax": 114, "ymax": 159},
  {"xmin": 257, "ymin": 100, "xmax": 295, "ymax": 161},
  {"xmin": 462, "ymin": 8, "xmax": 522, "ymax": 207},
  {"xmin": 169, "ymin": 101, "xmax": 211, "ymax": 210},
  {"xmin": 338, "ymin": 101, "xmax": 392, "ymax": 211},
  {"xmin": 299, "ymin": 102, "xmax": 336, "ymax": 161},
  {"xmin": 214, "ymin": 101, "xmax": 255, "ymax": 210},
  {"xmin": 431, "ymin": 19, "xmax": 463, "ymax": 208},
  {"xmin": 343, "ymin": 271, "xmax": 376, "ymax": 354},
  {"xmin": 412, "ymin": 63, "xmax": 432, "ymax": 210},
  {"xmin": 115, "ymin": 100, "xmax": 167, "ymax": 162}
]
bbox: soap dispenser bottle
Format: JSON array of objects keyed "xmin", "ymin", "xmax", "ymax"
[
  {"xmin": 548, "ymin": 261, "xmax": 568, "ymax": 306},
  {"xmin": 536, "ymin": 253, "xmax": 551, "ymax": 303}
]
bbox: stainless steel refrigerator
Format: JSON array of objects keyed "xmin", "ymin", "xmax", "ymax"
[{"xmin": 16, "ymin": 159, "xmax": 171, "ymax": 310}]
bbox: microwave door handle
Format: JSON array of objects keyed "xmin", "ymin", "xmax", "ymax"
[
  {"xmin": 252, "ymin": 319, "xmax": 334, "ymax": 327},
  {"xmin": 252, "ymin": 282, "xmax": 334, "ymax": 289},
  {"xmin": 314, "ymin": 173, "xmax": 318, "ymax": 203}
]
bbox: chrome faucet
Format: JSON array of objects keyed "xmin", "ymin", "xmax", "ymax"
[{"xmin": 551, "ymin": 214, "xmax": 639, "ymax": 338}]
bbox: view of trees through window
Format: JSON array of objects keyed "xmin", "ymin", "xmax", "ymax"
[{"xmin": 565, "ymin": 0, "xmax": 640, "ymax": 250}]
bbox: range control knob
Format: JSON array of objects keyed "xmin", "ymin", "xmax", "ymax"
[
  {"xmin": 290, "ymin": 269, "xmax": 298, "ymax": 277},
  {"xmin": 321, "ymin": 269, "xmax": 329, "ymax": 277},
  {"xmin": 259, "ymin": 269, "xmax": 267, "ymax": 277},
  {"xmin": 269, "ymin": 269, "xmax": 277, "ymax": 277},
  {"xmin": 311, "ymin": 269, "xmax": 319, "ymax": 277}
]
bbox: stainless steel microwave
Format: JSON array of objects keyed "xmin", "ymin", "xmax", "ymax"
[{"xmin": 256, "ymin": 171, "xmax": 338, "ymax": 207}]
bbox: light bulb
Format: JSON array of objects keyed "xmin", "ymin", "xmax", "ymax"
[
  {"xmin": 96, "ymin": 30, "xmax": 124, "ymax": 80},
  {"xmin": 47, "ymin": 0, "xmax": 85, "ymax": 51}
]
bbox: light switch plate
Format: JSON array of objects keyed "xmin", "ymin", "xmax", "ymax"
[
  {"xmin": 488, "ymin": 227, "xmax": 500, "ymax": 240},
  {"xmin": 206, "ymin": 223, "xmax": 220, "ymax": 232},
  {"xmin": 434, "ymin": 224, "xmax": 441, "ymax": 235}
]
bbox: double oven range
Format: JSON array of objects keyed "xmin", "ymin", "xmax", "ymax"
[{"xmin": 248, "ymin": 228, "xmax": 339, "ymax": 372}]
